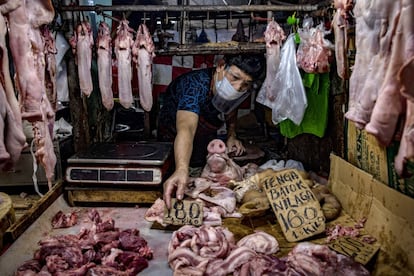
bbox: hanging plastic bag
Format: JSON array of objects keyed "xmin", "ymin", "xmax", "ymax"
[{"xmin": 270, "ymin": 34, "xmax": 307, "ymax": 125}]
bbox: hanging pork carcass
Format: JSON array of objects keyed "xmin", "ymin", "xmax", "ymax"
[
  {"xmin": 114, "ymin": 19, "xmax": 135, "ymax": 109},
  {"xmin": 332, "ymin": 0, "xmax": 353, "ymax": 79},
  {"xmin": 69, "ymin": 19, "xmax": 94, "ymax": 97},
  {"xmin": 97, "ymin": 21, "xmax": 114, "ymax": 111},
  {"xmin": 6, "ymin": 0, "xmax": 56, "ymax": 187},
  {"xmin": 132, "ymin": 23, "xmax": 155, "ymax": 112},
  {"xmin": 345, "ymin": 0, "xmax": 402, "ymax": 130},
  {"xmin": 0, "ymin": 6, "xmax": 26, "ymax": 171}
]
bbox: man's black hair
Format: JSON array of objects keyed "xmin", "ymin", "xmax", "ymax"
[{"xmin": 223, "ymin": 53, "xmax": 266, "ymax": 82}]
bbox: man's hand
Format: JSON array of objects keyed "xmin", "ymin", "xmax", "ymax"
[
  {"xmin": 226, "ymin": 135, "xmax": 245, "ymax": 156},
  {"xmin": 163, "ymin": 168, "xmax": 190, "ymax": 209}
]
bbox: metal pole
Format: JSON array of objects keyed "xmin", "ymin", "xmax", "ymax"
[{"xmin": 59, "ymin": 4, "xmax": 318, "ymax": 13}]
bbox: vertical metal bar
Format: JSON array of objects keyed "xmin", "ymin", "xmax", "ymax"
[{"xmin": 180, "ymin": 0, "xmax": 186, "ymax": 44}]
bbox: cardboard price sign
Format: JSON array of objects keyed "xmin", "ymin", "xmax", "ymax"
[
  {"xmin": 263, "ymin": 169, "xmax": 326, "ymax": 242},
  {"xmin": 163, "ymin": 199, "xmax": 203, "ymax": 226},
  {"xmin": 329, "ymin": 236, "xmax": 380, "ymax": 265}
]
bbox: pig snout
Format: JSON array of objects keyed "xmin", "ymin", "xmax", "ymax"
[{"xmin": 207, "ymin": 139, "xmax": 226, "ymax": 154}]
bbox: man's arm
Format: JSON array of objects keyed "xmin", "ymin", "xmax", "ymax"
[
  {"xmin": 175, "ymin": 110, "xmax": 198, "ymax": 172},
  {"xmin": 163, "ymin": 110, "xmax": 198, "ymax": 208}
]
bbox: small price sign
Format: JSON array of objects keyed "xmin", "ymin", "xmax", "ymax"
[
  {"xmin": 163, "ymin": 199, "xmax": 203, "ymax": 226},
  {"xmin": 329, "ymin": 236, "xmax": 380, "ymax": 265}
]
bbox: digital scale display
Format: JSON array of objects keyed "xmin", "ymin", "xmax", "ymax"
[{"xmin": 66, "ymin": 167, "xmax": 161, "ymax": 185}]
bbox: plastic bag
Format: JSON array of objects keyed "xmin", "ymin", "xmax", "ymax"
[{"xmin": 269, "ymin": 34, "xmax": 307, "ymax": 125}]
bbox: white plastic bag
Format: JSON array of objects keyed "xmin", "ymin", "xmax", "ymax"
[{"xmin": 270, "ymin": 34, "xmax": 307, "ymax": 125}]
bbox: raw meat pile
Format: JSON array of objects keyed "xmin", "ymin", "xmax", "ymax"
[
  {"xmin": 326, "ymin": 217, "xmax": 377, "ymax": 244},
  {"xmin": 51, "ymin": 210, "xmax": 78, "ymax": 229},
  {"xmin": 145, "ymin": 139, "xmax": 259, "ymax": 226},
  {"xmin": 296, "ymin": 23, "xmax": 334, "ymax": 74},
  {"xmin": 343, "ymin": 0, "xmax": 414, "ymax": 176},
  {"xmin": 167, "ymin": 225, "xmax": 370, "ymax": 276},
  {"xmin": 15, "ymin": 209, "xmax": 153, "ymax": 275},
  {"xmin": 146, "ymin": 139, "xmax": 342, "ymax": 226}
]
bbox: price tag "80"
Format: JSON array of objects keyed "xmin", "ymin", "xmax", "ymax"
[{"xmin": 163, "ymin": 199, "xmax": 203, "ymax": 226}]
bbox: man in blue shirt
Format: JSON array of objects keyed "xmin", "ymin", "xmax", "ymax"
[{"xmin": 158, "ymin": 54, "xmax": 266, "ymax": 208}]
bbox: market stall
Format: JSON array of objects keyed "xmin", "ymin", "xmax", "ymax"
[{"xmin": 0, "ymin": 0, "xmax": 413, "ymax": 275}]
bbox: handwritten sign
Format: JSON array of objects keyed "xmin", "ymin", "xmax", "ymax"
[
  {"xmin": 263, "ymin": 169, "xmax": 325, "ymax": 242},
  {"xmin": 163, "ymin": 199, "xmax": 203, "ymax": 226},
  {"xmin": 329, "ymin": 236, "xmax": 380, "ymax": 265}
]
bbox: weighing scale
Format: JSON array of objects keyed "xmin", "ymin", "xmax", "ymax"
[{"xmin": 65, "ymin": 142, "xmax": 172, "ymax": 206}]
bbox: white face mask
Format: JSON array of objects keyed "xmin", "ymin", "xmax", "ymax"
[
  {"xmin": 212, "ymin": 73, "xmax": 249, "ymax": 114},
  {"xmin": 215, "ymin": 76, "xmax": 246, "ymax": 101}
]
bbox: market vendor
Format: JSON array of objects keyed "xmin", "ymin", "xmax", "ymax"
[{"xmin": 158, "ymin": 54, "xmax": 266, "ymax": 208}]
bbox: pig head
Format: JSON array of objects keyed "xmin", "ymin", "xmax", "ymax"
[{"xmin": 200, "ymin": 139, "xmax": 247, "ymax": 185}]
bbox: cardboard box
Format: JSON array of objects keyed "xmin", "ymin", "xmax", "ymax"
[
  {"xmin": 346, "ymin": 121, "xmax": 390, "ymax": 185},
  {"xmin": 329, "ymin": 154, "xmax": 414, "ymax": 274},
  {"xmin": 346, "ymin": 121, "xmax": 414, "ymax": 198}
]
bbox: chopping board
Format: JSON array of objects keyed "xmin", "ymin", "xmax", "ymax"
[{"xmin": 0, "ymin": 192, "xmax": 16, "ymax": 251}]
